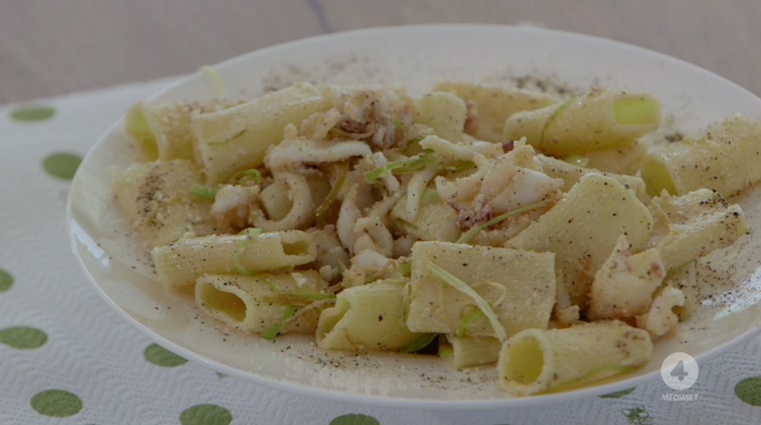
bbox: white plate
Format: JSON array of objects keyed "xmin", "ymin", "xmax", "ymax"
[{"xmin": 67, "ymin": 24, "xmax": 761, "ymax": 409}]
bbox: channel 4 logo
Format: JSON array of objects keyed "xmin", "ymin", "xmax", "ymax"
[{"xmin": 660, "ymin": 352, "xmax": 700, "ymax": 401}]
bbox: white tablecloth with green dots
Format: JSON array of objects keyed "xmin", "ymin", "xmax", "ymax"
[{"xmin": 3, "ymin": 80, "xmax": 761, "ymax": 425}]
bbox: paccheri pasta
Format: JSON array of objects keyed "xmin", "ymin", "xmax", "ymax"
[{"xmin": 114, "ymin": 81, "xmax": 756, "ymax": 395}]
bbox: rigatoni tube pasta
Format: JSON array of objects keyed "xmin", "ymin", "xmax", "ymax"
[
  {"xmin": 192, "ymin": 83, "xmax": 331, "ymax": 183},
  {"xmin": 196, "ymin": 271, "xmax": 329, "ymax": 334},
  {"xmin": 534, "ymin": 154, "xmax": 647, "ymax": 200},
  {"xmin": 641, "ymin": 115, "xmax": 761, "ymax": 198},
  {"xmin": 112, "ymin": 159, "xmax": 217, "ymax": 248},
  {"xmin": 648, "ymin": 188, "xmax": 750, "ymax": 270},
  {"xmin": 413, "ymin": 91, "xmax": 468, "ymax": 142},
  {"xmin": 317, "ymin": 279, "xmax": 421, "ymax": 352},
  {"xmin": 406, "ymin": 241, "xmax": 556, "ymax": 339},
  {"xmin": 498, "ymin": 321, "xmax": 652, "ymax": 395},
  {"xmin": 503, "ymin": 88, "xmax": 660, "ymax": 156},
  {"xmin": 152, "ymin": 230, "xmax": 316, "ymax": 289},
  {"xmin": 444, "ymin": 335, "xmax": 502, "ymax": 369},
  {"xmin": 125, "ymin": 99, "xmax": 241, "ymax": 161}
]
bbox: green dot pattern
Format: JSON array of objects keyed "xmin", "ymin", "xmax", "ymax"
[
  {"xmin": 180, "ymin": 404, "xmax": 232, "ymax": 425},
  {"xmin": 600, "ymin": 387, "xmax": 635, "ymax": 399},
  {"xmin": 143, "ymin": 343, "xmax": 188, "ymax": 367},
  {"xmin": 0, "ymin": 269, "xmax": 12, "ymax": 292},
  {"xmin": 30, "ymin": 389, "xmax": 83, "ymax": 417},
  {"xmin": 42, "ymin": 153, "xmax": 82, "ymax": 180},
  {"xmin": 0, "ymin": 326, "xmax": 47, "ymax": 349},
  {"xmin": 621, "ymin": 407, "xmax": 652, "ymax": 425},
  {"xmin": 329, "ymin": 414, "xmax": 381, "ymax": 425},
  {"xmin": 10, "ymin": 106, "xmax": 55, "ymax": 122},
  {"xmin": 735, "ymin": 377, "xmax": 761, "ymax": 406}
]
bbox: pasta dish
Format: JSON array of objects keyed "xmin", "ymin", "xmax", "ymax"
[{"xmin": 113, "ymin": 81, "xmax": 758, "ymax": 395}]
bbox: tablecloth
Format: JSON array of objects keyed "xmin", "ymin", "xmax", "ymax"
[{"xmin": 2, "ymin": 79, "xmax": 761, "ymax": 425}]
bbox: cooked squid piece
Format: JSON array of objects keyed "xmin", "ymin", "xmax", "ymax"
[{"xmin": 587, "ymin": 235, "xmax": 666, "ymax": 321}]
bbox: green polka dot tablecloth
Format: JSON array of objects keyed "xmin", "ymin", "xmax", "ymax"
[{"xmin": 3, "ymin": 81, "xmax": 761, "ymax": 425}]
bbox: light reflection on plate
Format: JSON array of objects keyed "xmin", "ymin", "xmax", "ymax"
[{"xmin": 67, "ymin": 24, "xmax": 761, "ymax": 409}]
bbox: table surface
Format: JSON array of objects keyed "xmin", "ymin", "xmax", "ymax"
[{"xmin": 2, "ymin": 0, "xmax": 761, "ymax": 103}]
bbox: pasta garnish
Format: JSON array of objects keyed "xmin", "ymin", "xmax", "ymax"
[
  {"xmin": 260, "ymin": 305, "xmax": 299, "ymax": 340},
  {"xmin": 232, "ymin": 228, "xmax": 263, "ymax": 275},
  {"xmin": 427, "ymin": 262, "xmax": 508, "ymax": 342},
  {"xmin": 456, "ymin": 199, "xmax": 553, "ymax": 244},
  {"xmin": 365, "ymin": 150, "xmax": 438, "ymax": 183},
  {"xmin": 189, "ymin": 183, "xmax": 218, "ymax": 202},
  {"xmin": 456, "ymin": 310, "xmax": 483, "ymax": 338},
  {"xmin": 539, "ymin": 97, "xmax": 574, "ymax": 144},
  {"xmin": 261, "ymin": 298, "xmax": 335, "ymax": 341},
  {"xmin": 229, "ymin": 168, "xmax": 263, "ymax": 185},
  {"xmin": 259, "ymin": 275, "xmax": 335, "ymax": 305},
  {"xmin": 315, "ymin": 161, "xmax": 349, "ymax": 224}
]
